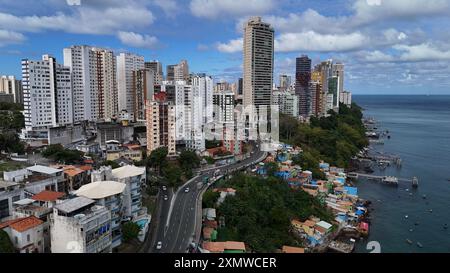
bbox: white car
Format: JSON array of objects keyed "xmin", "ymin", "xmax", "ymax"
[
  {"xmin": 184, "ymin": 187, "xmax": 190, "ymax": 193},
  {"xmin": 156, "ymin": 241, "xmax": 162, "ymax": 250},
  {"xmin": 163, "ymin": 195, "xmax": 168, "ymax": 201},
  {"xmin": 162, "ymin": 186, "xmax": 167, "ymax": 191}
]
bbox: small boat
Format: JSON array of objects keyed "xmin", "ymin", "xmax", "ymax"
[
  {"xmin": 409, "ymin": 229, "xmax": 414, "ymax": 232},
  {"xmin": 405, "ymin": 215, "xmax": 409, "ymax": 219},
  {"xmin": 406, "ymin": 239, "xmax": 413, "ymax": 244},
  {"xmin": 444, "ymin": 224, "xmax": 448, "ymax": 230},
  {"xmin": 422, "ymin": 194, "xmax": 427, "ymax": 199},
  {"xmin": 414, "ymin": 222, "xmax": 420, "ymax": 226},
  {"xmin": 417, "ymin": 242, "xmax": 423, "ymax": 248},
  {"xmin": 429, "ymin": 209, "xmax": 433, "ymax": 213}
]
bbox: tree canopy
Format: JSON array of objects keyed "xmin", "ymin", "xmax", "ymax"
[
  {"xmin": 41, "ymin": 144, "xmax": 84, "ymax": 164},
  {"xmin": 216, "ymin": 174, "xmax": 333, "ymax": 252},
  {"xmin": 0, "ymin": 230, "xmax": 14, "ymax": 253},
  {"xmin": 280, "ymin": 103, "xmax": 368, "ymax": 171},
  {"xmin": 122, "ymin": 222, "xmax": 141, "ymax": 242}
]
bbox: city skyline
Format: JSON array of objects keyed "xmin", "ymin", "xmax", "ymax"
[{"xmin": 1, "ymin": 0, "xmax": 450, "ymax": 94}]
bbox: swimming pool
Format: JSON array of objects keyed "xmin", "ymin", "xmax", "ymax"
[{"xmin": 136, "ymin": 219, "xmax": 148, "ymax": 228}]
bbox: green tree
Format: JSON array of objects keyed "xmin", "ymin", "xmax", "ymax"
[
  {"xmin": 0, "ymin": 229, "xmax": 14, "ymax": 253},
  {"xmin": 148, "ymin": 147, "xmax": 168, "ymax": 175},
  {"xmin": 202, "ymin": 190, "xmax": 220, "ymax": 208},
  {"xmin": 0, "ymin": 131, "xmax": 25, "ymax": 154},
  {"xmin": 103, "ymin": 160, "xmax": 120, "ymax": 169},
  {"xmin": 179, "ymin": 149, "xmax": 200, "ymax": 172},
  {"xmin": 41, "ymin": 144, "xmax": 84, "ymax": 164},
  {"xmin": 122, "ymin": 222, "xmax": 141, "ymax": 242},
  {"xmin": 162, "ymin": 164, "xmax": 183, "ymax": 188},
  {"xmin": 265, "ymin": 162, "xmax": 280, "ymax": 177}
]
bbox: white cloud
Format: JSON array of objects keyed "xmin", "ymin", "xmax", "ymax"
[
  {"xmin": 153, "ymin": 0, "xmax": 178, "ymax": 16},
  {"xmin": 0, "ymin": 2, "xmax": 154, "ymax": 35},
  {"xmin": 363, "ymin": 50, "xmax": 395, "ymax": 62},
  {"xmin": 117, "ymin": 31, "xmax": 159, "ymax": 49},
  {"xmin": 216, "ymin": 38, "xmax": 243, "ymax": 53},
  {"xmin": 0, "ymin": 29, "xmax": 25, "ymax": 46},
  {"xmin": 352, "ymin": 0, "xmax": 450, "ymax": 24},
  {"xmin": 190, "ymin": 0, "xmax": 274, "ymax": 19},
  {"xmin": 275, "ymin": 31, "xmax": 368, "ymax": 52},
  {"xmin": 395, "ymin": 43, "xmax": 450, "ymax": 62}
]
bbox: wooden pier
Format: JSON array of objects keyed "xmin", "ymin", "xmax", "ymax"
[{"xmin": 348, "ymin": 172, "xmax": 419, "ymax": 187}]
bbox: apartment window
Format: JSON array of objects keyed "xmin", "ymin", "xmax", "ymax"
[
  {"xmin": 27, "ymin": 234, "xmax": 31, "ymax": 242},
  {"xmin": 15, "ymin": 236, "xmax": 18, "ymax": 244}
]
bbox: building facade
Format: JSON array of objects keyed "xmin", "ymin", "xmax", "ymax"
[
  {"xmin": 117, "ymin": 53, "xmax": 145, "ymax": 121},
  {"xmin": 0, "ymin": 75, "xmax": 23, "ymax": 104},
  {"xmin": 63, "ymin": 45, "xmax": 118, "ymax": 122},
  {"xmin": 295, "ymin": 55, "xmax": 312, "ymax": 118},
  {"xmin": 243, "ymin": 17, "xmax": 274, "ymax": 115},
  {"xmin": 21, "ymin": 55, "xmax": 73, "ymax": 143}
]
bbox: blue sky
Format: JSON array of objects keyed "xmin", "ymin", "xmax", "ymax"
[{"xmin": 1, "ymin": 0, "xmax": 450, "ymax": 94}]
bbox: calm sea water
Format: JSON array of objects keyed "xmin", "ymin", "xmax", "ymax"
[{"xmin": 353, "ymin": 95, "xmax": 450, "ymax": 253}]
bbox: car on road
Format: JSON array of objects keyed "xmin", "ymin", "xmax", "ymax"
[
  {"xmin": 184, "ymin": 187, "xmax": 190, "ymax": 193},
  {"xmin": 156, "ymin": 241, "xmax": 162, "ymax": 250},
  {"xmin": 162, "ymin": 185, "xmax": 167, "ymax": 191},
  {"xmin": 163, "ymin": 195, "xmax": 168, "ymax": 201}
]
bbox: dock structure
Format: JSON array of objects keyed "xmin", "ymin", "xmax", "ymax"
[{"xmin": 348, "ymin": 172, "xmax": 419, "ymax": 187}]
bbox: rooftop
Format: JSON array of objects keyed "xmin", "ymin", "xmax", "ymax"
[
  {"xmin": 112, "ymin": 165, "xmax": 145, "ymax": 179},
  {"xmin": 55, "ymin": 196, "xmax": 95, "ymax": 214},
  {"xmin": 32, "ymin": 190, "xmax": 65, "ymax": 202},
  {"xmin": 75, "ymin": 181, "xmax": 126, "ymax": 199},
  {"xmin": 27, "ymin": 165, "xmax": 61, "ymax": 175},
  {"xmin": 0, "ymin": 216, "xmax": 43, "ymax": 232}
]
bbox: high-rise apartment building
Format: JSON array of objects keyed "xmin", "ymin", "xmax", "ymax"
[
  {"xmin": 272, "ymin": 91, "xmax": 298, "ymax": 118},
  {"xmin": 340, "ymin": 91, "xmax": 352, "ymax": 106},
  {"xmin": 166, "ymin": 60, "xmax": 189, "ymax": 82},
  {"xmin": 332, "ymin": 63, "xmax": 344, "ymax": 107},
  {"xmin": 213, "ymin": 91, "xmax": 235, "ymax": 124},
  {"xmin": 63, "ymin": 46, "xmax": 118, "ymax": 122},
  {"xmin": 0, "ymin": 76, "xmax": 23, "ymax": 104},
  {"xmin": 295, "ymin": 55, "xmax": 312, "ymax": 118},
  {"xmin": 133, "ymin": 69, "xmax": 155, "ymax": 121},
  {"xmin": 243, "ymin": 17, "xmax": 274, "ymax": 114},
  {"xmin": 117, "ymin": 53, "xmax": 145, "ymax": 121},
  {"xmin": 146, "ymin": 93, "xmax": 176, "ymax": 156},
  {"xmin": 145, "ymin": 61, "xmax": 164, "ymax": 85},
  {"xmin": 279, "ymin": 75, "xmax": 291, "ymax": 90},
  {"xmin": 21, "ymin": 55, "xmax": 73, "ymax": 142}
]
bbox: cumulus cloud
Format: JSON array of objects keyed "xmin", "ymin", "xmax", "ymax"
[
  {"xmin": 275, "ymin": 31, "xmax": 368, "ymax": 52},
  {"xmin": 0, "ymin": 1, "xmax": 155, "ymax": 34},
  {"xmin": 0, "ymin": 29, "xmax": 25, "ymax": 46},
  {"xmin": 117, "ymin": 31, "xmax": 159, "ymax": 49},
  {"xmin": 216, "ymin": 38, "xmax": 243, "ymax": 53},
  {"xmin": 190, "ymin": 0, "xmax": 274, "ymax": 19},
  {"xmin": 153, "ymin": 0, "xmax": 178, "ymax": 16},
  {"xmin": 394, "ymin": 43, "xmax": 450, "ymax": 62}
]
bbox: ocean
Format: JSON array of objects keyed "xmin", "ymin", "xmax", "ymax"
[{"xmin": 352, "ymin": 95, "xmax": 450, "ymax": 253}]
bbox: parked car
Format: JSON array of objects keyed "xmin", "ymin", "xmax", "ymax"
[
  {"xmin": 163, "ymin": 195, "xmax": 168, "ymax": 201},
  {"xmin": 156, "ymin": 241, "xmax": 162, "ymax": 250},
  {"xmin": 184, "ymin": 187, "xmax": 190, "ymax": 193}
]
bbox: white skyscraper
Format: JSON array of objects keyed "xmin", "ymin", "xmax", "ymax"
[
  {"xmin": 63, "ymin": 46, "xmax": 118, "ymax": 122},
  {"xmin": 21, "ymin": 55, "xmax": 73, "ymax": 142},
  {"xmin": 117, "ymin": 53, "xmax": 145, "ymax": 121}
]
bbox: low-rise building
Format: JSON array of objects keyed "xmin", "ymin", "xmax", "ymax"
[{"xmin": 0, "ymin": 216, "xmax": 45, "ymax": 253}]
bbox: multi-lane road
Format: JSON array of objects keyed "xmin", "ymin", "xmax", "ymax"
[{"xmin": 145, "ymin": 148, "xmax": 267, "ymax": 253}]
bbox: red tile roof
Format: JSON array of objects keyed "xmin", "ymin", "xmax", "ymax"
[
  {"xmin": 78, "ymin": 165, "xmax": 93, "ymax": 171},
  {"xmin": 10, "ymin": 216, "xmax": 43, "ymax": 232},
  {"xmin": 0, "ymin": 216, "xmax": 43, "ymax": 232},
  {"xmin": 32, "ymin": 190, "xmax": 65, "ymax": 202}
]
